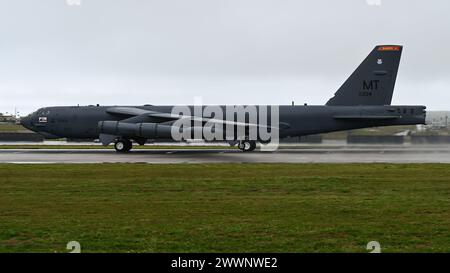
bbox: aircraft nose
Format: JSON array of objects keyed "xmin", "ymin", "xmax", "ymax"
[{"xmin": 20, "ymin": 115, "xmax": 33, "ymax": 130}]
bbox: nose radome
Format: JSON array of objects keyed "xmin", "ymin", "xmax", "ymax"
[{"xmin": 20, "ymin": 116, "xmax": 32, "ymax": 130}]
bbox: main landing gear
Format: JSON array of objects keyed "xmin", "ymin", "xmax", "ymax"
[
  {"xmin": 114, "ymin": 139, "xmax": 132, "ymax": 153},
  {"xmin": 238, "ymin": 140, "xmax": 256, "ymax": 152}
]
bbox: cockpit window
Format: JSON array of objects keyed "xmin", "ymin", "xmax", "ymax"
[{"xmin": 37, "ymin": 108, "xmax": 50, "ymax": 115}]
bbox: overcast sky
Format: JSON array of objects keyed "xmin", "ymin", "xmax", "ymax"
[{"xmin": 1, "ymin": 0, "xmax": 449, "ymax": 115}]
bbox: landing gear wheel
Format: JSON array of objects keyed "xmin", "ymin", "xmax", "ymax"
[
  {"xmin": 249, "ymin": 140, "xmax": 256, "ymax": 151},
  {"xmin": 114, "ymin": 139, "xmax": 132, "ymax": 153},
  {"xmin": 238, "ymin": 140, "xmax": 256, "ymax": 152}
]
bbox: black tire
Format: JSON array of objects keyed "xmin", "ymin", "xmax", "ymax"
[
  {"xmin": 238, "ymin": 140, "xmax": 257, "ymax": 152},
  {"xmin": 248, "ymin": 140, "xmax": 257, "ymax": 152},
  {"xmin": 114, "ymin": 139, "xmax": 132, "ymax": 153},
  {"xmin": 125, "ymin": 139, "xmax": 132, "ymax": 152},
  {"xmin": 238, "ymin": 141, "xmax": 245, "ymax": 151}
]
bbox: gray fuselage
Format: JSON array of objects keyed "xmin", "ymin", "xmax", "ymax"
[{"xmin": 21, "ymin": 105, "xmax": 426, "ymax": 141}]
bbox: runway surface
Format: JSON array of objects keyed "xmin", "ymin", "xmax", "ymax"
[{"xmin": 1, "ymin": 145, "xmax": 450, "ymax": 163}]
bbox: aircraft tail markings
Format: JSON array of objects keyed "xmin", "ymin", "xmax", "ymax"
[{"xmin": 326, "ymin": 45, "xmax": 403, "ymax": 106}]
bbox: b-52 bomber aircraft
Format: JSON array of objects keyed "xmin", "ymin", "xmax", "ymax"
[{"xmin": 21, "ymin": 45, "xmax": 426, "ymax": 152}]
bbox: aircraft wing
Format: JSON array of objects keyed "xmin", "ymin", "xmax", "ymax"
[
  {"xmin": 106, "ymin": 107, "xmax": 156, "ymax": 117},
  {"xmin": 333, "ymin": 115, "xmax": 401, "ymax": 120},
  {"xmin": 106, "ymin": 106, "xmax": 289, "ymax": 130}
]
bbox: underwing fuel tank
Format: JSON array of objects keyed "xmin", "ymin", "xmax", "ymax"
[{"xmin": 98, "ymin": 121, "xmax": 173, "ymax": 139}]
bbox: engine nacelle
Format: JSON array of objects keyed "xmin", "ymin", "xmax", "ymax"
[{"xmin": 98, "ymin": 121, "xmax": 173, "ymax": 139}]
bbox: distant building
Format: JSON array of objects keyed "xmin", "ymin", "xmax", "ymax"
[
  {"xmin": 426, "ymin": 111, "xmax": 450, "ymax": 129},
  {"xmin": 0, "ymin": 113, "xmax": 16, "ymax": 123}
]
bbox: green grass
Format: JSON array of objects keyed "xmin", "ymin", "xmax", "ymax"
[
  {"xmin": 0, "ymin": 123, "xmax": 28, "ymax": 132},
  {"xmin": 0, "ymin": 163, "xmax": 449, "ymax": 253}
]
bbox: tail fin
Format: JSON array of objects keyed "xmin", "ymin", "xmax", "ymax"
[{"xmin": 326, "ymin": 45, "xmax": 402, "ymax": 106}]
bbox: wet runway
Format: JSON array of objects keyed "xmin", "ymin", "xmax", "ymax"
[{"xmin": 1, "ymin": 145, "xmax": 450, "ymax": 163}]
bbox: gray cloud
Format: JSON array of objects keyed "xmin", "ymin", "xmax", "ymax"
[{"xmin": 1, "ymin": 0, "xmax": 449, "ymax": 115}]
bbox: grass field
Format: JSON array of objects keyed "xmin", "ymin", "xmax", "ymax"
[
  {"xmin": 0, "ymin": 163, "xmax": 449, "ymax": 253},
  {"xmin": 0, "ymin": 123, "xmax": 28, "ymax": 132}
]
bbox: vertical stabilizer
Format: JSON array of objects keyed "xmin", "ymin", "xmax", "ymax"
[{"xmin": 326, "ymin": 45, "xmax": 402, "ymax": 106}]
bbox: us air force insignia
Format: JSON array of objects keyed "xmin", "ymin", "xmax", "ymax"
[{"xmin": 38, "ymin": 117, "xmax": 48, "ymax": 123}]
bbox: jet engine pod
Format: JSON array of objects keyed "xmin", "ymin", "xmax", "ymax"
[
  {"xmin": 137, "ymin": 122, "xmax": 173, "ymax": 139},
  {"xmin": 98, "ymin": 121, "xmax": 135, "ymax": 136},
  {"xmin": 98, "ymin": 121, "xmax": 174, "ymax": 139}
]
